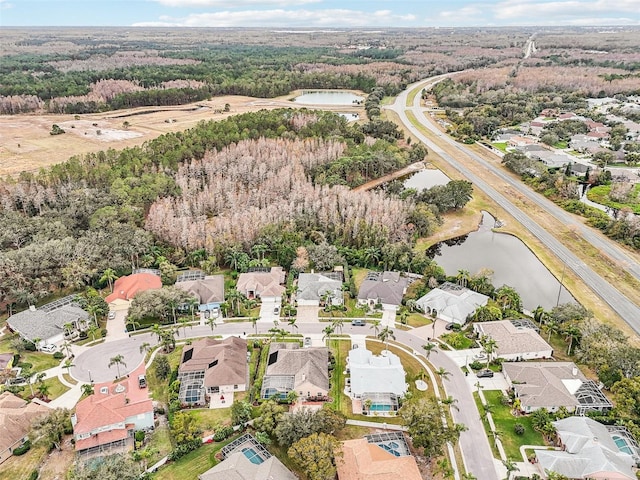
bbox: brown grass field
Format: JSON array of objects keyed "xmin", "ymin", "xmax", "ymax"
[{"xmin": 0, "ymin": 92, "xmax": 364, "ymax": 177}]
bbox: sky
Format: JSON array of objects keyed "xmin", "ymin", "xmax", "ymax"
[{"xmin": 1, "ymin": 0, "xmax": 639, "ymax": 28}]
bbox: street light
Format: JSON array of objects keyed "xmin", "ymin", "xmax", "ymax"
[{"xmin": 88, "ymin": 370, "xmax": 93, "ymax": 383}]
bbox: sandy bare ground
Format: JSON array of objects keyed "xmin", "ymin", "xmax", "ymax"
[{"xmin": 0, "ymin": 91, "xmax": 364, "ymax": 177}]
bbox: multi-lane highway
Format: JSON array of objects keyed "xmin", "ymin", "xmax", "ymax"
[{"xmin": 387, "ymin": 78, "xmax": 640, "ymax": 334}]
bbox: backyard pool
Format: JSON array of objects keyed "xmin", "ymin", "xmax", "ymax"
[
  {"xmin": 613, "ymin": 435, "xmax": 634, "ymax": 455},
  {"xmin": 242, "ymin": 447, "xmax": 265, "ymax": 465},
  {"xmin": 369, "ymin": 404, "xmax": 392, "ymax": 412}
]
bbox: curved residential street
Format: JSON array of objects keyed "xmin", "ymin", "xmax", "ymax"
[
  {"xmin": 71, "ymin": 321, "xmax": 500, "ymax": 480},
  {"xmin": 387, "ymin": 78, "xmax": 640, "ymax": 334}
]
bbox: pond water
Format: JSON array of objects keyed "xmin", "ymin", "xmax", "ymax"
[
  {"xmin": 429, "ymin": 212, "xmax": 574, "ymax": 311},
  {"xmin": 293, "ymin": 90, "xmax": 364, "ymax": 105},
  {"xmin": 403, "ymin": 168, "xmax": 450, "ymax": 191}
]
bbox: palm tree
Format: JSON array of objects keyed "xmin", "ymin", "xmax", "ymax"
[
  {"xmin": 287, "ymin": 317, "xmax": 298, "ymax": 333},
  {"xmin": 63, "ymin": 322, "xmax": 75, "ymax": 339},
  {"xmin": 226, "ymin": 289, "xmax": 244, "ymax": 316},
  {"xmin": 378, "ymin": 326, "xmax": 395, "ymax": 351},
  {"xmin": 532, "ymin": 305, "xmax": 547, "ymax": 325},
  {"xmin": 186, "ymin": 296, "xmax": 199, "ymax": 323},
  {"xmin": 544, "ymin": 319, "xmax": 561, "ymax": 343},
  {"xmin": 139, "ymin": 342, "xmax": 152, "ymax": 355},
  {"xmin": 126, "ymin": 317, "xmax": 141, "ymax": 333},
  {"xmin": 22, "ymin": 367, "xmax": 36, "ymax": 397},
  {"xmin": 480, "ymin": 402, "xmax": 493, "ymax": 421},
  {"xmin": 160, "ymin": 329, "xmax": 177, "ymax": 353},
  {"xmin": 461, "ymin": 473, "xmax": 477, "ymax": 480},
  {"xmin": 108, "ymin": 354, "xmax": 127, "ymax": 379},
  {"xmin": 479, "ymin": 335, "xmax": 497, "ymax": 368},
  {"xmin": 332, "ymin": 317, "xmax": 345, "ymax": 334},
  {"xmin": 423, "ymin": 342, "xmax": 438, "ymax": 359},
  {"xmin": 86, "ymin": 303, "xmax": 102, "ymax": 326},
  {"xmin": 61, "ymin": 341, "xmax": 73, "ymax": 358},
  {"xmin": 37, "ymin": 381, "xmax": 50, "ymax": 400},
  {"xmin": 63, "ymin": 359, "xmax": 74, "ymax": 376},
  {"xmin": 251, "ymin": 317, "xmax": 259, "ymax": 335},
  {"xmin": 100, "ymin": 268, "xmax": 119, "ymax": 293},
  {"xmin": 440, "ymin": 395, "xmax": 459, "ymax": 411},
  {"xmin": 322, "ymin": 325, "xmax": 335, "ymax": 345},
  {"xmin": 398, "ymin": 309, "xmax": 409, "ymax": 325},
  {"xmin": 370, "ymin": 319, "xmax": 381, "ymax": 338},
  {"xmin": 251, "ymin": 243, "xmax": 268, "ymax": 260},
  {"xmin": 207, "ymin": 317, "xmax": 217, "ymax": 332},
  {"xmin": 87, "ymin": 324, "xmax": 100, "ymax": 341},
  {"xmin": 81, "ymin": 384, "xmax": 94, "ymax": 397},
  {"xmin": 456, "ymin": 269, "xmax": 470, "ymax": 288},
  {"xmin": 503, "ymin": 459, "xmax": 519, "ymax": 480},
  {"xmin": 151, "ymin": 323, "xmax": 163, "ymax": 341},
  {"xmin": 563, "ymin": 323, "xmax": 581, "ymax": 355},
  {"xmin": 435, "ymin": 367, "xmax": 451, "ymax": 381}
]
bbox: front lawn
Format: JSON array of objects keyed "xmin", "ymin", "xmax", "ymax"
[
  {"xmin": 152, "ymin": 439, "xmax": 224, "ymax": 480},
  {"xmin": 440, "ymin": 331, "xmax": 476, "ymax": 350},
  {"xmin": 482, "ymin": 390, "xmax": 546, "ymax": 459},
  {"xmin": 491, "ymin": 142, "xmax": 508, "ymax": 153},
  {"xmin": 42, "ymin": 376, "xmax": 69, "ymax": 400}
]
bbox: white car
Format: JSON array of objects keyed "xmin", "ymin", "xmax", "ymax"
[
  {"xmin": 41, "ymin": 344, "xmax": 57, "ymax": 353},
  {"xmin": 108, "ymin": 311, "xmax": 116, "ymax": 320}
]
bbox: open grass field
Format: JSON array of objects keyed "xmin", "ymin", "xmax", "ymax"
[
  {"xmin": 1, "ymin": 443, "xmax": 49, "ymax": 480},
  {"xmin": 152, "ymin": 440, "xmax": 220, "ymax": 480},
  {"xmin": 0, "ymin": 92, "xmax": 364, "ymax": 177}
]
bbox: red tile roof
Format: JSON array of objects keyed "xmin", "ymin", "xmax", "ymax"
[
  {"xmin": 105, "ymin": 273, "xmax": 161, "ymax": 303},
  {"xmin": 74, "ymin": 426, "xmax": 130, "ymax": 451},
  {"xmin": 74, "ymin": 364, "xmax": 152, "ymax": 450}
]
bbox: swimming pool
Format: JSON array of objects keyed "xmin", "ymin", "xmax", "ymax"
[
  {"xmin": 613, "ymin": 435, "xmax": 634, "ymax": 455},
  {"xmin": 242, "ymin": 447, "xmax": 265, "ymax": 465},
  {"xmin": 369, "ymin": 404, "xmax": 391, "ymax": 412}
]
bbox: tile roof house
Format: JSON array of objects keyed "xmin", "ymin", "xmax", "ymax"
[
  {"xmin": 200, "ymin": 433, "xmax": 297, "ymax": 480},
  {"xmin": 7, "ymin": 298, "xmax": 89, "ymax": 346},
  {"xmin": 337, "ymin": 432, "xmax": 422, "ymax": 480},
  {"xmin": 416, "ymin": 282, "xmax": 489, "ymax": 325},
  {"xmin": 178, "ymin": 337, "xmax": 248, "ymax": 406},
  {"xmin": 0, "ymin": 392, "xmax": 50, "ymax": 464},
  {"xmin": 261, "ymin": 342, "xmax": 329, "ymax": 401},
  {"xmin": 175, "ymin": 271, "xmax": 225, "ymax": 306},
  {"xmin": 72, "ymin": 364, "xmax": 153, "ymax": 457},
  {"xmin": 348, "ymin": 348, "xmax": 406, "ymax": 414},
  {"xmin": 535, "ymin": 417, "xmax": 637, "ymax": 480},
  {"xmin": 297, "ymin": 272, "xmax": 344, "ymax": 307},
  {"xmin": 357, "ymin": 271, "xmax": 410, "ymax": 310},
  {"xmin": 503, "ymin": 362, "xmax": 612, "ymax": 414},
  {"xmin": 105, "ymin": 272, "xmax": 162, "ymax": 305},
  {"xmin": 473, "ymin": 320, "xmax": 553, "ymax": 360},
  {"xmin": 236, "ymin": 267, "xmax": 285, "ymax": 300}
]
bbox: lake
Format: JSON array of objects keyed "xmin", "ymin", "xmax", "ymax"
[
  {"xmin": 293, "ymin": 91, "xmax": 364, "ymax": 105},
  {"xmin": 429, "ymin": 212, "xmax": 574, "ymax": 311},
  {"xmin": 338, "ymin": 112, "xmax": 359, "ymax": 122},
  {"xmin": 403, "ymin": 168, "xmax": 450, "ymax": 191}
]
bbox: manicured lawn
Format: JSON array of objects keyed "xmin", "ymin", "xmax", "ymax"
[
  {"xmin": 152, "ymin": 440, "xmax": 221, "ymax": 480},
  {"xmin": 587, "ymin": 184, "xmax": 640, "ymax": 215},
  {"xmin": 328, "ymin": 339, "xmax": 351, "ymax": 417},
  {"xmin": 483, "ymin": 390, "xmax": 546, "ymax": 459},
  {"xmin": 406, "ymin": 312, "xmax": 431, "ymax": 328},
  {"xmin": 491, "ymin": 142, "xmax": 508, "ymax": 153},
  {"xmin": 440, "ymin": 331, "xmax": 476, "ymax": 350},
  {"xmin": 41, "ymin": 376, "xmax": 69, "ymax": 400},
  {"xmin": 473, "ymin": 392, "xmax": 499, "ymax": 458},
  {"xmin": 147, "ymin": 348, "xmax": 183, "ymax": 404},
  {"xmin": 0, "ymin": 334, "xmax": 62, "ymax": 372},
  {"xmin": 553, "ymin": 141, "xmax": 569, "ymax": 149}
]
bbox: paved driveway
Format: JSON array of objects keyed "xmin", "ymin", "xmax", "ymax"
[
  {"xmin": 296, "ymin": 305, "xmax": 319, "ymax": 323},
  {"xmin": 259, "ymin": 298, "xmax": 280, "ymax": 323},
  {"xmin": 105, "ymin": 308, "xmax": 130, "ymax": 342}
]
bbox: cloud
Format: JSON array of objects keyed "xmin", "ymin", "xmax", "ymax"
[
  {"xmin": 150, "ymin": 0, "xmax": 320, "ymax": 6},
  {"xmin": 133, "ymin": 8, "xmax": 417, "ymax": 28},
  {"xmin": 0, "ymin": 0, "xmax": 13, "ymax": 10}
]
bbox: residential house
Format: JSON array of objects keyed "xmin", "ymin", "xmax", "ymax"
[
  {"xmin": 71, "ymin": 364, "xmax": 153, "ymax": 458},
  {"xmin": 236, "ymin": 267, "xmax": 285, "ymax": 301},
  {"xmin": 260, "ymin": 342, "xmax": 329, "ymax": 401},
  {"xmin": 199, "ymin": 434, "xmax": 297, "ymax": 480},
  {"xmin": 473, "ymin": 320, "xmax": 553, "ymax": 361},
  {"xmin": 416, "ymin": 282, "xmax": 489, "ymax": 325},
  {"xmin": 337, "ymin": 432, "xmax": 422, "ymax": 480},
  {"xmin": 535, "ymin": 417, "xmax": 639, "ymax": 480},
  {"xmin": 0, "ymin": 392, "xmax": 50, "ymax": 464},
  {"xmin": 503, "ymin": 362, "xmax": 612, "ymax": 414},
  {"xmin": 348, "ymin": 348, "xmax": 406, "ymax": 414},
  {"xmin": 7, "ymin": 295, "xmax": 90, "ymax": 347},
  {"xmin": 105, "ymin": 272, "xmax": 162, "ymax": 309},
  {"xmin": 508, "ymin": 135, "xmax": 537, "ymax": 147},
  {"xmin": 175, "ymin": 270, "xmax": 225, "ymax": 317},
  {"xmin": 558, "ymin": 112, "xmax": 579, "ymax": 120},
  {"xmin": 357, "ymin": 271, "xmax": 409, "ymax": 311},
  {"xmin": 297, "ymin": 272, "xmax": 344, "ymax": 307},
  {"xmin": 178, "ymin": 337, "xmax": 248, "ymax": 406}
]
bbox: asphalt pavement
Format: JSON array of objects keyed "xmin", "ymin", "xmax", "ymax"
[{"xmin": 386, "ymin": 78, "xmax": 640, "ymax": 334}]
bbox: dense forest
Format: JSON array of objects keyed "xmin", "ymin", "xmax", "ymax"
[{"xmin": 0, "ymin": 108, "xmax": 472, "ymax": 312}]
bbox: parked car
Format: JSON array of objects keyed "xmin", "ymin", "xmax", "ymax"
[
  {"xmin": 108, "ymin": 311, "xmax": 116, "ymax": 320},
  {"xmin": 138, "ymin": 374, "xmax": 147, "ymax": 388},
  {"xmin": 445, "ymin": 322, "xmax": 455, "ymax": 330},
  {"xmin": 273, "ymin": 306, "xmax": 280, "ymax": 315},
  {"xmin": 304, "ymin": 337, "xmax": 312, "ymax": 348},
  {"xmin": 477, "ymin": 369, "xmax": 494, "ymax": 378},
  {"xmin": 473, "ymin": 353, "xmax": 488, "ymax": 360},
  {"xmin": 351, "ymin": 320, "xmax": 365, "ymax": 326},
  {"xmin": 41, "ymin": 344, "xmax": 57, "ymax": 353},
  {"xmin": 211, "ymin": 307, "xmax": 220, "ymax": 318}
]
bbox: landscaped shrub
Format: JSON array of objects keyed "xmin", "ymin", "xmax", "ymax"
[
  {"xmin": 167, "ymin": 440, "xmax": 201, "ymax": 461},
  {"xmin": 28, "ymin": 470, "xmax": 38, "ymax": 480},
  {"xmin": 514, "ymin": 423, "xmax": 525, "ymax": 436},
  {"xmin": 13, "ymin": 440, "xmax": 31, "ymax": 455},
  {"xmin": 469, "ymin": 361, "xmax": 483, "ymax": 370},
  {"xmin": 53, "ymin": 352, "xmax": 64, "ymax": 360},
  {"xmin": 135, "ymin": 430, "xmax": 145, "ymax": 442},
  {"xmin": 24, "ymin": 342, "xmax": 37, "ymax": 352},
  {"xmin": 100, "ymin": 328, "xmax": 108, "ymax": 337},
  {"xmin": 213, "ymin": 426, "xmax": 234, "ymax": 442}
]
